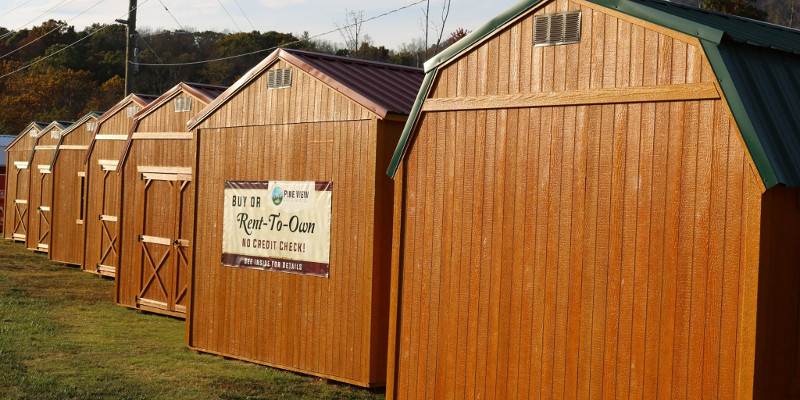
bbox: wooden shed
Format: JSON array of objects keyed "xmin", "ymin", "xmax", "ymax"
[
  {"xmin": 186, "ymin": 48, "xmax": 423, "ymax": 387},
  {"xmin": 49, "ymin": 111, "xmax": 103, "ymax": 265},
  {"xmin": 3, "ymin": 121, "xmax": 48, "ymax": 241},
  {"xmin": 115, "ymin": 82, "xmax": 227, "ymax": 317},
  {"xmin": 26, "ymin": 121, "xmax": 73, "ymax": 252},
  {"xmin": 386, "ymin": 0, "xmax": 800, "ymax": 398},
  {"xmin": 82, "ymin": 93, "xmax": 157, "ymax": 276}
]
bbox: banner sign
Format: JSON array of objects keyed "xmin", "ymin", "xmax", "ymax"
[{"xmin": 222, "ymin": 180, "xmax": 333, "ymax": 277}]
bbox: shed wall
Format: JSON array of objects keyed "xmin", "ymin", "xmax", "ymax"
[
  {"xmin": 388, "ymin": 1, "xmax": 768, "ymax": 398},
  {"xmin": 197, "ymin": 60, "xmax": 373, "ymax": 129},
  {"xmin": 392, "ymin": 98, "xmax": 763, "ymax": 399},
  {"xmin": 189, "ymin": 117, "xmax": 399, "ymax": 386},
  {"xmin": 428, "ymin": 0, "xmax": 714, "ymax": 100},
  {"xmin": 26, "ymin": 130, "xmax": 60, "ymax": 251},
  {"xmin": 3, "ymin": 132, "xmax": 36, "ymax": 240},
  {"xmin": 51, "ymin": 120, "xmax": 95, "ymax": 264},
  {"xmin": 83, "ymin": 108, "xmax": 136, "ymax": 274},
  {"xmin": 116, "ymin": 92, "xmax": 208, "ymax": 313}
]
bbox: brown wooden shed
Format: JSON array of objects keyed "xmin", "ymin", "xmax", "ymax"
[
  {"xmin": 26, "ymin": 121, "xmax": 73, "ymax": 252},
  {"xmin": 49, "ymin": 112, "xmax": 103, "ymax": 265},
  {"xmin": 186, "ymin": 48, "xmax": 423, "ymax": 387},
  {"xmin": 82, "ymin": 93, "xmax": 157, "ymax": 276},
  {"xmin": 386, "ymin": 0, "xmax": 800, "ymax": 398},
  {"xmin": 3, "ymin": 121, "xmax": 48, "ymax": 241},
  {"xmin": 115, "ymin": 82, "xmax": 227, "ymax": 317}
]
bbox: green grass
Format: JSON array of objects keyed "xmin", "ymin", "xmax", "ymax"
[{"xmin": 0, "ymin": 240, "xmax": 384, "ymax": 400}]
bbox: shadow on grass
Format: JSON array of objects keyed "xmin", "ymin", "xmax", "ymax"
[{"xmin": 0, "ymin": 240, "xmax": 385, "ymax": 400}]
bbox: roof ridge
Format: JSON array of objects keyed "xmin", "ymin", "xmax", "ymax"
[{"xmin": 283, "ymin": 48, "xmax": 423, "ymax": 73}]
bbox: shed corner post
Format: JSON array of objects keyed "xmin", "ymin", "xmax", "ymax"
[
  {"xmin": 385, "ymin": 164, "xmax": 405, "ymax": 400},
  {"xmin": 185, "ymin": 127, "xmax": 202, "ymax": 347}
]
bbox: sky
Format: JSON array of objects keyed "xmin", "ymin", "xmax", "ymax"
[{"xmin": 0, "ymin": 0, "xmax": 522, "ymax": 51}]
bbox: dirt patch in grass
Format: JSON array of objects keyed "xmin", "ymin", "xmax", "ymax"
[{"xmin": 0, "ymin": 240, "xmax": 384, "ymax": 400}]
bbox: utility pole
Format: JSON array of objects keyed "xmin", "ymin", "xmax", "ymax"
[{"xmin": 121, "ymin": 0, "xmax": 137, "ymax": 95}]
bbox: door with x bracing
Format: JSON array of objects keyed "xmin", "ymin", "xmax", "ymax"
[
  {"xmin": 135, "ymin": 168, "xmax": 192, "ymax": 316},
  {"xmin": 96, "ymin": 164, "xmax": 120, "ymax": 276},
  {"xmin": 35, "ymin": 167, "xmax": 52, "ymax": 251},
  {"xmin": 11, "ymin": 166, "xmax": 29, "ymax": 241}
]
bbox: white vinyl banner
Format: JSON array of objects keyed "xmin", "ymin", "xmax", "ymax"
[{"xmin": 221, "ymin": 180, "xmax": 332, "ymax": 277}]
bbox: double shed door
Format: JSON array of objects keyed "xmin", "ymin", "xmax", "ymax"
[{"xmin": 135, "ymin": 166, "xmax": 192, "ymax": 316}]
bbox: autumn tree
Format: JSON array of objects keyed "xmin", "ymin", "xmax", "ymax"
[{"xmin": 699, "ymin": 0, "xmax": 768, "ymax": 20}]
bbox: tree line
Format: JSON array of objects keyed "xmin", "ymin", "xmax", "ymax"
[{"xmin": 0, "ymin": 0, "xmax": 785, "ymax": 136}]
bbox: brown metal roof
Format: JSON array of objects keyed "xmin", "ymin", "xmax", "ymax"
[
  {"xmin": 117, "ymin": 82, "xmax": 229, "ymax": 172},
  {"xmin": 187, "ymin": 48, "xmax": 424, "ymax": 129}
]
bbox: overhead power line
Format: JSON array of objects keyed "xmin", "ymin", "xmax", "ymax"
[
  {"xmin": 216, "ymin": 0, "xmax": 242, "ymax": 32},
  {"xmin": 0, "ymin": 0, "xmax": 153, "ymax": 80},
  {"xmin": 156, "ymin": 0, "xmax": 185, "ymax": 31},
  {"xmin": 231, "ymin": 0, "xmax": 256, "ymax": 31},
  {"xmin": 0, "ymin": 0, "xmax": 77, "ymax": 41},
  {"xmin": 0, "ymin": 0, "xmax": 106, "ymax": 61},
  {"xmin": 132, "ymin": 0, "xmax": 427, "ymax": 67},
  {"xmin": 0, "ymin": 0, "xmax": 37, "ymax": 20}
]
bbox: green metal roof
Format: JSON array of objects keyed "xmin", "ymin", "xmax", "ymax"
[{"xmin": 388, "ymin": 0, "xmax": 800, "ymax": 189}]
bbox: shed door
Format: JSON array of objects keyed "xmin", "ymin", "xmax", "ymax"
[
  {"xmin": 11, "ymin": 163, "xmax": 29, "ymax": 241},
  {"xmin": 35, "ymin": 166, "xmax": 52, "ymax": 251},
  {"xmin": 96, "ymin": 161, "xmax": 119, "ymax": 276},
  {"xmin": 135, "ymin": 168, "xmax": 192, "ymax": 316}
]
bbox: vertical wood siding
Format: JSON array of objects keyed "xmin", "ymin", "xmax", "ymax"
[
  {"xmin": 50, "ymin": 119, "xmax": 95, "ymax": 265},
  {"xmin": 197, "ymin": 60, "xmax": 372, "ymax": 129},
  {"xmin": 83, "ymin": 106, "xmax": 137, "ymax": 274},
  {"xmin": 190, "ymin": 62, "xmax": 400, "ymax": 386},
  {"xmin": 389, "ymin": 0, "xmax": 769, "ymax": 398},
  {"xmin": 26, "ymin": 129, "xmax": 60, "ymax": 251},
  {"xmin": 393, "ymin": 100, "xmax": 763, "ymax": 400},
  {"xmin": 4, "ymin": 133, "xmax": 36, "ymax": 240},
  {"xmin": 116, "ymin": 91, "xmax": 208, "ymax": 315}
]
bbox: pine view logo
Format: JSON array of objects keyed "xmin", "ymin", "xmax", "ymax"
[{"xmin": 272, "ymin": 187, "xmax": 284, "ymax": 206}]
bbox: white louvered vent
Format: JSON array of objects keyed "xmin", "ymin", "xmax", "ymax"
[
  {"xmin": 29, "ymin": 129, "xmax": 38, "ymax": 137},
  {"xmin": 267, "ymin": 68, "xmax": 293, "ymax": 89},
  {"xmin": 534, "ymin": 11, "xmax": 582, "ymax": 47},
  {"xmin": 87, "ymin": 121, "xmax": 97, "ymax": 132},
  {"xmin": 174, "ymin": 97, "xmax": 192, "ymax": 112},
  {"xmin": 126, "ymin": 105, "xmax": 140, "ymax": 118},
  {"xmin": 50, "ymin": 130, "xmax": 60, "ymax": 139}
]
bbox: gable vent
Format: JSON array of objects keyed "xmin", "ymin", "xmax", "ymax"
[
  {"xmin": 174, "ymin": 97, "xmax": 192, "ymax": 112},
  {"xmin": 126, "ymin": 105, "xmax": 140, "ymax": 118},
  {"xmin": 50, "ymin": 130, "xmax": 60, "ymax": 139},
  {"xmin": 29, "ymin": 129, "xmax": 38, "ymax": 137},
  {"xmin": 268, "ymin": 68, "xmax": 293, "ymax": 89},
  {"xmin": 534, "ymin": 11, "xmax": 581, "ymax": 47},
  {"xmin": 87, "ymin": 121, "xmax": 97, "ymax": 132}
]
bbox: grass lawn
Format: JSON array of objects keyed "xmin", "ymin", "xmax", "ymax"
[{"xmin": 0, "ymin": 239, "xmax": 384, "ymax": 400}]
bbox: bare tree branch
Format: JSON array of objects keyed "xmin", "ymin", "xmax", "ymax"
[{"xmin": 334, "ymin": 9, "xmax": 364, "ymax": 53}]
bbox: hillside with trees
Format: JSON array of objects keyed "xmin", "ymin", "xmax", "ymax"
[{"xmin": 0, "ymin": 0, "xmax": 789, "ymax": 136}]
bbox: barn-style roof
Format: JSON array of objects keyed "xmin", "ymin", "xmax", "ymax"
[
  {"xmin": 388, "ymin": 0, "xmax": 800, "ymax": 189},
  {"xmin": 187, "ymin": 48, "xmax": 424, "ymax": 129}
]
